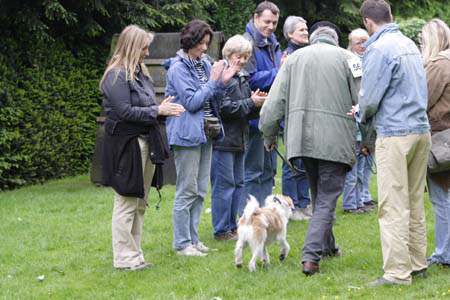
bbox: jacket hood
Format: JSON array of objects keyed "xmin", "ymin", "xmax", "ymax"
[
  {"xmin": 162, "ymin": 49, "xmax": 212, "ymax": 70},
  {"xmin": 245, "ymin": 19, "xmax": 279, "ymax": 48},
  {"xmin": 364, "ymin": 23, "xmax": 398, "ymax": 49}
]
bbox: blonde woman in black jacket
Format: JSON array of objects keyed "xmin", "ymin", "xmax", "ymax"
[
  {"xmin": 100, "ymin": 25, "xmax": 184, "ymax": 271},
  {"xmin": 210, "ymin": 35, "xmax": 267, "ymax": 241}
]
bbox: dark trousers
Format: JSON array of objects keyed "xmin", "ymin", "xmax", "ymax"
[{"xmin": 301, "ymin": 157, "xmax": 348, "ymax": 263}]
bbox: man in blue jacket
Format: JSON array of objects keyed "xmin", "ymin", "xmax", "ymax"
[
  {"xmin": 357, "ymin": 0, "xmax": 431, "ymax": 286},
  {"xmin": 241, "ymin": 1, "xmax": 285, "ymax": 209}
]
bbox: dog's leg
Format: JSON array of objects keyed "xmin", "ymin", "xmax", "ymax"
[
  {"xmin": 248, "ymin": 242, "xmax": 263, "ymax": 272},
  {"xmin": 279, "ymin": 235, "xmax": 290, "ymax": 261},
  {"xmin": 262, "ymin": 245, "xmax": 270, "ymax": 266},
  {"xmin": 234, "ymin": 237, "xmax": 245, "ymax": 268}
]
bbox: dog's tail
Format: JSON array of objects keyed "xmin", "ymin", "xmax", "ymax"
[{"xmin": 242, "ymin": 195, "xmax": 259, "ymax": 224}]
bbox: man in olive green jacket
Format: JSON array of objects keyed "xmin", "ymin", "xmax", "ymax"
[{"xmin": 259, "ymin": 25, "xmax": 360, "ymax": 275}]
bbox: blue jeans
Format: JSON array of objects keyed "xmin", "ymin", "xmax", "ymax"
[
  {"xmin": 243, "ymin": 130, "xmax": 277, "ymax": 208},
  {"xmin": 361, "ymin": 154, "xmax": 374, "ymax": 203},
  {"xmin": 211, "ymin": 150, "xmax": 244, "ymax": 236},
  {"xmin": 428, "ymin": 177, "xmax": 450, "ymax": 264},
  {"xmin": 282, "ymin": 158, "xmax": 310, "ymax": 208},
  {"xmin": 172, "ymin": 141, "xmax": 212, "ymax": 250},
  {"xmin": 342, "ymin": 143, "xmax": 365, "ymax": 210}
]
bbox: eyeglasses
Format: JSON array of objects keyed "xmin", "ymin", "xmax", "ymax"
[{"xmin": 352, "ymin": 41, "xmax": 366, "ymax": 46}]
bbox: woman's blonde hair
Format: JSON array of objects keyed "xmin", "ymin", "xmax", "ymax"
[
  {"xmin": 222, "ymin": 35, "xmax": 252, "ymax": 60},
  {"xmin": 100, "ymin": 25, "xmax": 154, "ymax": 88},
  {"xmin": 421, "ymin": 18, "xmax": 450, "ymax": 64}
]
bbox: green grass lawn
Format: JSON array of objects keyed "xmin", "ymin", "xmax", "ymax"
[{"xmin": 0, "ymin": 171, "xmax": 449, "ymax": 299}]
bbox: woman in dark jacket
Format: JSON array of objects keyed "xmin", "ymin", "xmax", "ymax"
[
  {"xmin": 421, "ymin": 18, "xmax": 450, "ymax": 268},
  {"xmin": 100, "ymin": 25, "xmax": 184, "ymax": 271},
  {"xmin": 211, "ymin": 35, "xmax": 267, "ymax": 240}
]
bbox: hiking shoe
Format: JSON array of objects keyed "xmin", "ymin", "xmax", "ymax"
[
  {"xmin": 176, "ymin": 245, "xmax": 207, "ymax": 256},
  {"xmin": 344, "ymin": 208, "xmax": 365, "ymax": 214},
  {"xmin": 214, "ymin": 232, "xmax": 238, "ymax": 241}
]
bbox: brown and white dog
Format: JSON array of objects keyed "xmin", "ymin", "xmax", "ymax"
[{"xmin": 234, "ymin": 194, "xmax": 294, "ymax": 272}]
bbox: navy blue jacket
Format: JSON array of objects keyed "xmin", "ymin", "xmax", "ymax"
[{"xmin": 243, "ymin": 20, "xmax": 282, "ymax": 130}]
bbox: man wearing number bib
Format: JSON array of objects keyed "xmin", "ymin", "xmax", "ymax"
[{"xmin": 259, "ymin": 24, "xmax": 361, "ymax": 275}]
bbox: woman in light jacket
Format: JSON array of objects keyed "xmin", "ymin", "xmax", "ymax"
[
  {"xmin": 100, "ymin": 25, "xmax": 184, "ymax": 271},
  {"xmin": 421, "ymin": 18, "xmax": 450, "ymax": 268},
  {"xmin": 163, "ymin": 20, "xmax": 237, "ymax": 256}
]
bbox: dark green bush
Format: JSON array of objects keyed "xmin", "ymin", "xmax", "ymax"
[{"xmin": 0, "ymin": 39, "xmax": 104, "ymax": 190}]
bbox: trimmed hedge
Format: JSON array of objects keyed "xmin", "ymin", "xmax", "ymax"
[{"xmin": 0, "ymin": 39, "xmax": 105, "ymax": 190}]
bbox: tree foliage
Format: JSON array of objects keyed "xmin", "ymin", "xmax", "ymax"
[
  {"xmin": 0, "ymin": 0, "xmax": 448, "ymax": 190},
  {"xmin": 0, "ymin": 0, "xmax": 216, "ymax": 45}
]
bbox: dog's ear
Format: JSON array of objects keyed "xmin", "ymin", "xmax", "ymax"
[{"xmin": 282, "ymin": 195, "xmax": 294, "ymax": 209}]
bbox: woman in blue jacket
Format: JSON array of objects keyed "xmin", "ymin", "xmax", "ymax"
[{"xmin": 163, "ymin": 20, "xmax": 237, "ymax": 256}]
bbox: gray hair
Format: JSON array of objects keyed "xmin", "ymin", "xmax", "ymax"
[
  {"xmin": 283, "ymin": 16, "xmax": 307, "ymax": 41},
  {"xmin": 347, "ymin": 28, "xmax": 369, "ymax": 50},
  {"xmin": 222, "ymin": 35, "xmax": 253, "ymax": 60},
  {"xmin": 310, "ymin": 26, "xmax": 339, "ymax": 44}
]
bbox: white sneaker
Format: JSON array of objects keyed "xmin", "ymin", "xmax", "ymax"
[
  {"xmin": 302, "ymin": 206, "xmax": 313, "ymax": 217},
  {"xmin": 194, "ymin": 241, "xmax": 209, "ymax": 253},
  {"xmin": 176, "ymin": 245, "xmax": 207, "ymax": 257},
  {"xmin": 290, "ymin": 208, "xmax": 311, "ymax": 221},
  {"xmin": 300, "ymin": 207, "xmax": 313, "ymax": 218}
]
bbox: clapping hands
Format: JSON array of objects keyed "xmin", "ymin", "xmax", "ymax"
[
  {"xmin": 210, "ymin": 60, "xmax": 240, "ymax": 84},
  {"xmin": 251, "ymin": 89, "xmax": 268, "ymax": 107},
  {"xmin": 158, "ymin": 96, "xmax": 185, "ymax": 116}
]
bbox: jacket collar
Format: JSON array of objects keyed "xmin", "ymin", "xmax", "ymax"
[
  {"xmin": 311, "ymin": 34, "xmax": 338, "ymax": 46},
  {"xmin": 364, "ymin": 23, "xmax": 398, "ymax": 48},
  {"xmin": 245, "ymin": 19, "xmax": 279, "ymax": 48}
]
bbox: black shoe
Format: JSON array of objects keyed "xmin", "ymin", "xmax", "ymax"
[
  {"xmin": 357, "ymin": 206, "xmax": 372, "ymax": 213},
  {"xmin": 344, "ymin": 208, "xmax": 365, "ymax": 214},
  {"xmin": 411, "ymin": 268, "xmax": 428, "ymax": 278},
  {"xmin": 302, "ymin": 261, "xmax": 320, "ymax": 276},
  {"xmin": 364, "ymin": 200, "xmax": 377, "ymax": 208}
]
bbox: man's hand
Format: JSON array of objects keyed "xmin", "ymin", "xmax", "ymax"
[{"xmin": 264, "ymin": 143, "xmax": 276, "ymax": 152}]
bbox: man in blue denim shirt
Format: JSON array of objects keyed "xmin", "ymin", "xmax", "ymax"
[{"xmin": 357, "ymin": 0, "xmax": 431, "ymax": 287}]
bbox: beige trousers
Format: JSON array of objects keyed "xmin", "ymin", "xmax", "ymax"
[
  {"xmin": 376, "ymin": 133, "xmax": 431, "ymax": 284},
  {"xmin": 112, "ymin": 137, "xmax": 155, "ymax": 268}
]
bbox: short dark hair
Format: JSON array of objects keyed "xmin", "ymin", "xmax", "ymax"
[
  {"xmin": 254, "ymin": 1, "xmax": 279, "ymax": 16},
  {"xmin": 309, "ymin": 21, "xmax": 342, "ymax": 42},
  {"xmin": 180, "ymin": 19, "xmax": 214, "ymax": 51},
  {"xmin": 360, "ymin": 0, "xmax": 392, "ymax": 25}
]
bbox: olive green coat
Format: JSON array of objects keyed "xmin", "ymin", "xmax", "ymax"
[{"xmin": 259, "ymin": 35, "xmax": 360, "ymax": 168}]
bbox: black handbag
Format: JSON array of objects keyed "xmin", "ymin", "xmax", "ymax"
[
  {"xmin": 428, "ymin": 128, "xmax": 450, "ymax": 173},
  {"xmin": 204, "ymin": 116, "xmax": 221, "ymax": 139}
]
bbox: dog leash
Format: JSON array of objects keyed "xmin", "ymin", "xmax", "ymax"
[{"xmin": 273, "ymin": 146, "xmax": 301, "ymax": 175}]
